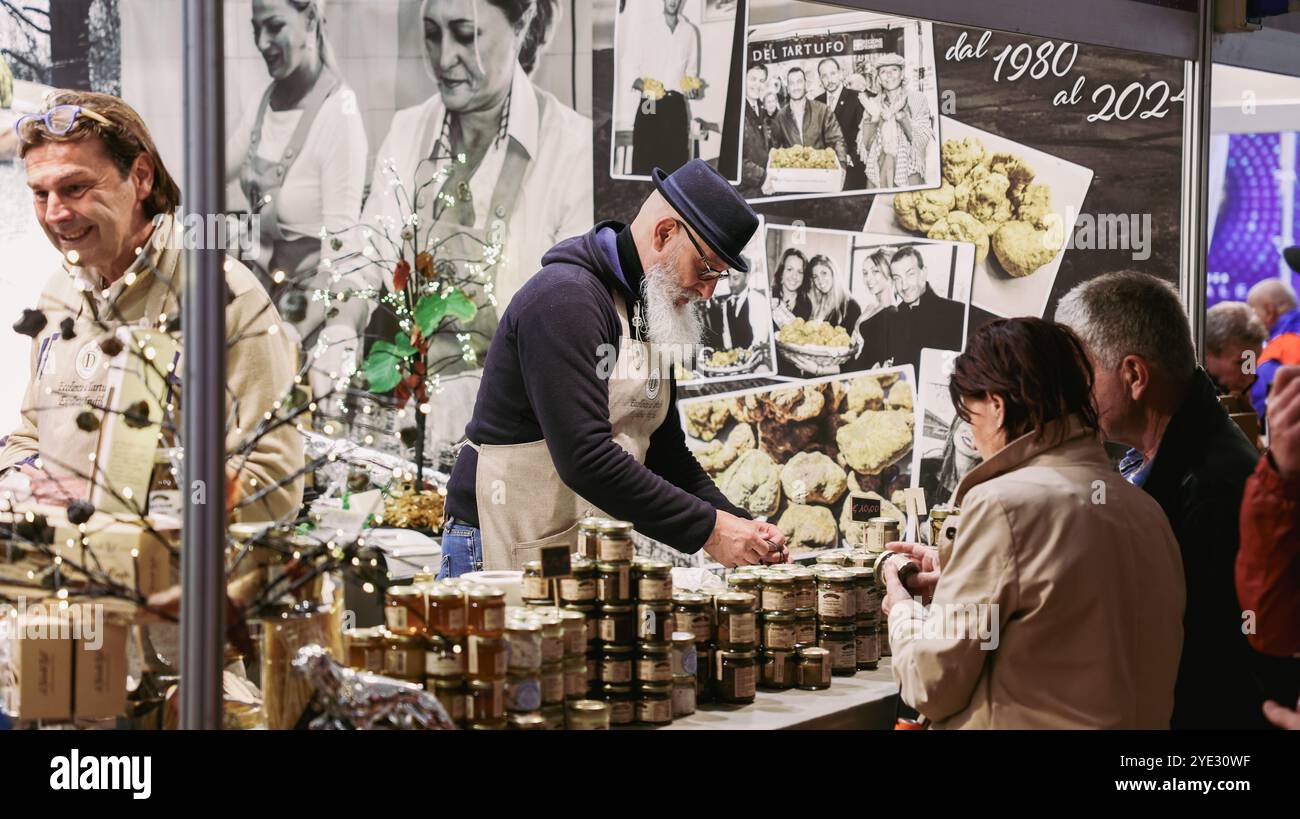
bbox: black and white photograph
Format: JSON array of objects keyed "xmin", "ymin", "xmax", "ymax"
[
  {"xmin": 610, "ymin": 0, "xmax": 743, "ymax": 181},
  {"xmin": 679, "ymin": 366, "xmax": 920, "ymax": 559},
  {"xmin": 765, "ymin": 223, "xmax": 974, "ymax": 379},
  {"xmin": 685, "ymin": 216, "xmax": 779, "ymax": 384},
  {"xmin": 742, "ymin": 9, "xmax": 940, "ymax": 203},
  {"xmin": 915, "ymin": 347, "xmax": 981, "ymax": 510}
]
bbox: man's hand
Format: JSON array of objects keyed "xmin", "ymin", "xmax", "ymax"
[
  {"xmin": 703, "ymin": 510, "xmax": 773, "ymax": 567},
  {"xmin": 885, "ymin": 540, "xmax": 941, "ymax": 602},
  {"xmin": 1263, "ymin": 698, "xmax": 1300, "ymax": 730},
  {"xmin": 754, "ymin": 519, "xmax": 789, "ymax": 564},
  {"xmin": 1266, "ymin": 365, "xmax": 1300, "ymax": 478},
  {"xmin": 843, "ymin": 73, "xmax": 869, "ymax": 92}
]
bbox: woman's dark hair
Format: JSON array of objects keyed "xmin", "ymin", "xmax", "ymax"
[
  {"xmin": 487, "ymin": 0, "xmax": 557, "ymax": 74},
  {"xmin": 775, "ymin": 248, "xmax": 809, "ymax": 294},
  {"xmin": 948, "ymin": 317, "xmax": 1099, "ymax": 443}
]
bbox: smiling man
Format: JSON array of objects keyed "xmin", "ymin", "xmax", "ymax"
[{"xmin": 0, "ymin": 91, "xmax": 302, "ymax": 522}]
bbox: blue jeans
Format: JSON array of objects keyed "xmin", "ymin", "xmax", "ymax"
[{"xmin": 438, "ymin": 517, "xmax": 484, "ymax": 579}]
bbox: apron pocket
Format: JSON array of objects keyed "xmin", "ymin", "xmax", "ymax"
[{"xmin": 510, "ymin": 522, "xmax": 581, "ymax": 571}]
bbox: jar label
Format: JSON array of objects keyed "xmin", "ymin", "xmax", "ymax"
[
  {"xmin": 672, "ymin": 685, "xmax": 696, "ymax": 717},
  {"xmin": 561, "ymin": 577, "xmax": 596, "ymax": 601},
  {"xmin": 542, "ymin": 672, "xmax": 565, "ymax": 704},
  {"xmin": 610, "ymin": 700, "xmax": 634, "ymax": 725},
  {"xmin": 599, "ymin": 539, "xmax": 634, "ymax": 562},
  {"xmin": 385, "ymin": 650, "xmax": 409, "ymax": 677},
  {"xmin": 857, "ymin": 632, "xmax": 881, "ymax": 664},
  {"xmin": 818, "ymin": 589, "xmax": 856, "ymax": 619},
  {"xmin": 762, "ymin": 588, "xmax": 797, "ymax": 611},
  {"xmin": 601, "ymin": 658, "xmax": 632, "ymax": 683},
  {"xmin": 637, "ymin": 658, "xmax": 673, "ymax": 682},
  {"xmin": 566, "ymin": 669, "xmax": 586, "ymax": 697},
  {"xmin": 729, "ymin": 613, "xmax": 756, "ymax": 646},
  {"xmin": 734, "ymin": 665, "xmax": 756, "ymax": 698},
  {"xmin": 522, "ymin": 576, "xmax": 550, "ymax": 599},
  {"xmin": 483, "ymin": 607, "xmax": 505, "ymax": 634},
  {"xmin": 856, "ymin": 589, "xmax": 871, "ymax": 615},
  {"xmin": 637, "ymin": 697, "xmax": 672, "ymax": 724},
  {"xmin": 541, "ymin": 636, "xmax": 564, "ymax": 663},
  {"xmin": 639, "ymin": 578, "xmax": 672, "ymax": 601},
  {"xmin": 827, "ymin": 639, "xmax": 855, "ymax": 670},
  {"xmin": 680, "ymin": 612, "xmax": 712, "ymax": 643},
  {"xmin": 469, "ymin": 636, "xmax": 507, "ymax": 677},
  {"xmin": 599, "ymin": 619, "xmax": 618, "ymax": 643},
  {"xmin": 770, "ymin": 656, "xmax": 786, "ymax": 685},
  {"xmin": 566, "ymin": 630, "xmax": 586, "ymax": 656},
  {"xmin": 763, "ymin": 622, "xmax": 797, "ymax": 650},
  {"xmin": 364, "ymin": 648, "xmax": 384, "ymax": 672},
  {"xmin": 796, "ymin": 589, "xmax": 816, "ymax": 610},
  {"xmin": 426, "ymin": 651, "xmax": 465, "ymax": 677},
  {"xmin": 796, "ymin": 622, "xmax": 817, "ymax": 645},
  {"xmin": 385, "ymin": 606, "xmax": 408, "ymax": 632},
  {"xmin": 507, "ymin": 637, "xmax": 541, "ymax": 671},
  {"xmin": 510, "ymin": 678, "xmax": 541, "ymax": 712}
]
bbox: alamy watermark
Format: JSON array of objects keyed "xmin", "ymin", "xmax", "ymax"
[
  {"xmin": 153, "ymin": 208, "xmax": 262, "ymax": 262},
  {"xmin": 0, "ymin": 596, "xmax": 104, "ymax": 651},
  {"xmin": 892, "ymin": 596, "xmax": 1001, "ymax": 650}
]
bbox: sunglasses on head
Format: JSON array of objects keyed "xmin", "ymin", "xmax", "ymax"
[
  {"xmin": 674, "ymin": 219, "xmax": 728, "ymax": 283},
  {"xmin": 14, "ymin": 104, "xmax": 113, "ymax": 143}
]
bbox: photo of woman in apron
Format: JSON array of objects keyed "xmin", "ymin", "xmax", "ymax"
[{"xmin": 225, "ymin": 0, "xmax": 368, "ymax": 350}]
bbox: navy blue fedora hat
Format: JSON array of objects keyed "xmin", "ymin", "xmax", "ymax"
[{"xmin": 651, "ymin": 159, "xmax": 759, "ymax": 273}]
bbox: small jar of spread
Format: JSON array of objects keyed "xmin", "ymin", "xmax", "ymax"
[
  {"xmin": 521, "ymin": 561, "xmax": 552, "ymax": 601},
  {"xmin": 726, "ymin": 573, "xmax": 762, "ymax": 601},
  {"xmin": 636, "ymin": 642, "xmax": 674, "ymax": 683},
  {"xmin": 505, "ymin": 673, "xmax": 543, "ymax": 713},
  {"xmin": 817, "ymin": 571, "xmax": 858, "ymax": 620},
  {"xmin": 466, "ymin": 634, "xmax": 509, "ymax": 680},
  {"xmin": 344, "ymin": 626, "xmax": 386, "ymax": 672},
  {"xmin": 596, "ymin": 520, "xmax": 636, "ymax": 562},
  {"xmin": 537, "ymin": 614, "xmax": 565, "ymax": 664},
  {"xmin": 714, "ymin": 592, "xmax": 757, "ymax": 650},
  {"xmin": 598, "ymin": 683, "xmax": 635, "ymax": 726},
  {"xmin": 426, "ymin": 583, "xmax": 467, "ymax": 639},
  {"xmin": 928, "ymin": 505, "xmax": 952, "ymax": 547},
  {"xmin": 636, "ymin": 601, "xmax": 675, "ymax": 643},
  {"xmin": 565, "ymin": 698, "xmax": 611, "ymax": 730},
  {"xmin": 843, "ymin": 567, "xmax": 874, "ymax": 620},
  {"xmin": 694, "ymin": 644, "xmax": 713, "ymax": 703},
  {"xmin": 860, "ymin": 569, "xmax": 881, "ymax": 620},
  {"xmin": 815, "ymin": 551, "xmax": 850, "ymax": 568},
  {"xmin": 508, "ymin": 712, "xmax": 547, "ymax": 730},
  {"xmin": 467, "ymin": 678, "xmax": 506, "ymax": 722},
  {"xmin": 558, "ymin": 608, "xmax": 588, "ymax": 656},
  {"xmin": 505, "ymin": 619, "xmax": 543, "ymax": 673},
  {"xmin": 760, "ymin": 610, "xmax": 798, "ymax": 650},
  {"xmin": 872, "ymin": 551, "xmax": 919, "ymax": 592},
  {"xmin": 635, "ymin": 682, "xmax": 673, "ymax": 725},
  {"xmin": 559, "ymin": 557, "xmax": 597, "ymax": 604},
  {"xmin": 759, "ymin": 572, "xmax": 798, "ymax": 612},
  {"xmin": 713, "ymin": 649, "xmax": 757, "ymax": 704},
  {"xmin": 596, "ymin": 561, "xmax": 632, "ymax": 604},
  {"xmin": 793, "ymin": 608, "xmax": 817, "ymax": 645},
  {"xmin": 576, "ymin": 517, "xmax": 605, "ymax": 561},
  {"xmin": 670, "ymin": 631, "xmax": 697, "ymax": 677},
  {"xmin": 424, "ymin": 633, "xmax": 465, "ymax": 679},
  {"xmin": 597, "ymin": 603, "xmax": 636, "ymax": 645},
  {"xmin": 760, "ymin": 648, "xmax": 798, "ymax": 690},
  {"xmin": 672, "ymin": 673, "xmax": 697, "ymax": 718},
  {"xmin": 796, "ymin": 646, "xmax": 832, "ymax": 690},
  {"xmin": 384, "ymin": 585, "xmax": 427, "ymax": 636},
  {"xmin": 790, "ymin": 570, "xmax": 817, "ymax": 610},
  {"xmin": 818, "ymin": 621, "xmax": 857, "ymax": 676},
  {"xmin": 563, "ymin": 603, "xmax": 598, "ymax": 648},
  {"xmin": 855, "ymin": 619, "xmax": 880, "ymax": 670},
  {"xmin": 431, "ymin": 676, "xmax": 465, "ymax": 727},
  {"xmin": 585, "ymin": 648, "xmax": 601, "ymax": 689},
  {"xmin": 383, "ymin": 633, "xmax": 425, "ymax": 680},
  {"xmin": 672, "ymin": 592, "xmax": 715, "ymax": 644},
  {"xmin": 564, "ymin": 656, "xmax": 587, "ymax": 699},
  {"xmin": 846, "ymin": 550, "xmax": 874, "ymax": 568},
  {"xmin": 466, "ymin": 586, "xmax": 506, "ymax": 637},
  {"xmin": 539, "ymin": 661, "xmax": 565, "ymax": 705},
  {"xmin": 634, "ymin": 559, "xmax": 673, "ymax": 601},
  {"xmin": 540, "ymin": 704, "xmax": 566, "ymax": 730},
  {"xmin": 867, "ymin": 516, "xmax": 900, "ymax": 552},
  {"xmin": 598, "ymin": 644, "xmax": 633, "ymax": 684}
]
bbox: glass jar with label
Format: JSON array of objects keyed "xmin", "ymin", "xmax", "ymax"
[
  {"xmin": 634, "ymin": 559, "xmax": 673, "ymax": 602},
  {"xmin": 843, "ymin": 567, "xmax": 874, "ymax": 620},
  {"xmin": 577, "ymin": 517, "xmax": 605, "ymax": 561},
  {"xmin": 596, "ymin": 520, "xmax": 636, "ymax": 562},
  {"xmin": 508, "ymin": 712, "xmax": 547, "ymax": 730},
  {"xmin": 598, "ymin": 644, "xmax": 633, "ymax": 684},
  {"xmin": 695, "ymin": 644, "xmax": 713, "ymax": 703},
  {"xmin": 598, "ymin": 683, "xmax": 635, "ymax": 726},
  {"xmin": 793, "ymin": 608, "xmax": 817, "ymax": 646},
  {"xmin": 672, "ymin": 593, "xmax": 715, "ymax": 644},
  {"xmin": 597, "ymin": 603, "xmax": 635, "ymax": 645},
  {"xmin": 759, "ymin": 572, "xmax": 798, "ymax": 612},
  {"xmin": 713, "ymin": 649, "xmax": 757, "ymax": 704},
  {"xmin": 467, "ymin": 586, "xmax": 506, "ymax": 637},
  {"xmin": 635, "ymin": 682, "xmax": 673, "ymax": 725},
  {"xmin": 540, "ymin": 661, "xmax": 565, "ymax": 706},
  {"xmin": 815, "ymin": 551, "xmax": 851, "ymax": 568},
  {"xmin": 928, "ymin": 505, "xmax": 951, "ymax": 547},
  {"xmin": 424, "ymin": 633, "xmax": 465, "ymax": 680},
  {"xmin": 564, "ymin": 656, "xmax": 586, "ymax": 699},
  {"xmin": 505, "ymin": 673, "xmax": 543, "ymax": 713},
  {"xmin": 563, "ymin": 603, "xmax": 598, "ymax": 649},
  {"xmin": 559, "ymin": 557, "xmax": 597, "ymax": 604},
  {"xmin": 867, "ymin": 517, "xmax": 900, "ymax": 552},
  {"xmin": 862, "ymin": 571, "xmax": 881, "ymax": 622},
  {"xmin": 872, "ymin": 551, "xmax": 919, "ymax": 592},
  {"xmin": 817, "ymin": 571, "xmax": 858, "ymax": 621},
  {"xmin": 672, "ymin": 674, "xmax": 696, "ymax": 718},
  {"xmin": 427, "ymin": 583, "xmax": 467, "ymax": 640},
  {"xmin": 636, "ymin": 601, "xmax": 675, "ymax": 644},
  {"xmin": 384, "ymin": 585, "xmax": 427, "ymax": 636},
  {"xmin": 760, "ymin": 648, "xmax": 798, "ymax": 690},
  {"xmin": 466, "ymin": 634, "xmax": 509, "ymax": 680},
  {"xmin": 432, "ymin": 676, "xmax": 465, "ymax": 727},
  {"xmin": 585, "ymin": 648, "xmax": 601, "ymax": 689},
  {"xmin": 540, "ymin": 704, "xmax": 566, "ymax": 730},
  {"xmin": 537, "ymin": 614, "xmax": 565, "ymax": 664},
  {"xmin": 847, "ymin": 550, "xmax": 874, "ymax": 568},
  {"xmin": 467, "ymin": 678, "xmax": 506, "ymax": 723},
  {"xmin": 790, "ymin": 570, "xmax": 816, "ymax": 611},
  {"xmin": 521, "ymin": 561, "xmax": 552, "ymax": 601},
  {"xmin": 818, "ymin": 621, "xmax": 857, "ymax": 676},
  {"xmin": 636, "ymin": 642, "xmax": 674, "ymax": 683},
  {"xmin": 344, "ymin": 626, "xmax": 386, "ymax": 672},
  {"xmin": 382, "ymin": 633, "xmax": 426, "ymax": 681},
  {"xmin": 566, "ymin": 698, "xmax": 611, "ymax": 730},
  {"xmin": 726, "ymin": 573, "xmax": 762, "ymax": 602},
  {"xmin": 505, "ymin": 618, "xmax": 543, "ymax": 673},
  {"xmin": 715, "ymin": 592, "xmax": 757, "ymax": 650},
  {"xmin": 855, "ymin": 618, "xmax": 880, "ymax": 670},
  {"xmin": 796, "ymin": 646, "xmax": 831, "ymax": 690},
  {"xmin": 760, "ymin": 610, "xmax": 798, "ymax": 650},
  {"xmin": 596, "ymin": 561, "xmax": 632, "ymax": 604},
  {"xmin": 670, "ymin": 631, "xmax": 696, "ymax": 677},
  {"xmin": 557, "ymin": 608, "xmax": 588, "ymax": 656}
]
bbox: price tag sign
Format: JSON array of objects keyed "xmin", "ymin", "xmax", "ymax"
[
  {"xmin": 539, "ymin": 544, "xmax": 572, "ymax": 579},
  {"xmin": 849, "ymin": 493, "xmax": 881, "ymax": 523}
]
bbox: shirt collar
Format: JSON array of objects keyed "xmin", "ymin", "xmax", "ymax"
[
  {"xmin": 1119, "ymin": 448, "xmax": 1155, "ymax": 487},
  {"xmin": 505, "ymin": 62, "xmax": 540, "ymax": 160},
  {"xmin": 68, "ymin": 212, "xmax": 171, "ymax": 313},
  {"xmin": 954, "ymin": 415, "xmax": 1103, "ymax": 504}
]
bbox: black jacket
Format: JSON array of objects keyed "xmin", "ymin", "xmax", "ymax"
[
  {"xmin": 446, "ymin": 222, "xmax": 749, "ymax": 552},
  {"xmin": 1142, "ymin": 368, "xmax": 1272, "ymax": 729},
  {"xmin": 740, "ymin": 100, "xmax": 768, "ymax": 198}
]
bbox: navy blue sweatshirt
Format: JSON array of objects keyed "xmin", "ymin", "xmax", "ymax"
[{"xmin": 445, "ymin": 221, "xmax": 750, "ymax": 552}]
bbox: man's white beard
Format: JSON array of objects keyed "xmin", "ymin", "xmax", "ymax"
[{"xmin": 641, "ymin": 256, "xmax": 704, "ymax": 348}]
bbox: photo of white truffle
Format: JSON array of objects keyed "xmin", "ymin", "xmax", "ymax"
[
  {"xmin": 717, "ymin": 449, "xmax": 783, "ymax": 518},
  {"xmin": 836, "ymin": 409, "xmax": 915, "ymax": 476},
  {"xmin": 992, "ymin": 219, "xmax": 1066, "ymax": 279},
  {"xmin": 777, "ymin": 503, "xmax": 839, "ymax": 552},
  {"xmin": 887, "ymin": 381, "xmax": 914, "ymax": 411},
  {"xmin": 684, "ymin": 399, "xmax": 732, "ymax": 441},
  {"xmin": 928, "ymin": 210, "xmax": 990, "ymax": 263},
  {"xmin": 941, "ymin": 136, "xmax": 986, "ymax": 185},
  {"xmin": 780, "ymin": 452, "xmax": 848, "ymax": 505}
]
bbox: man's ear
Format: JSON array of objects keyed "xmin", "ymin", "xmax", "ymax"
[
  {"xmin": 651, "ymin": 217, "xmax": 675, "ymax": 253},
  {"xmin": 1122, "ymin": 354, "xmax": 1151, "ymax": 400},
  {"xmin": 130, "ymin": 154, "xmax": 154, "ymax": 209}
]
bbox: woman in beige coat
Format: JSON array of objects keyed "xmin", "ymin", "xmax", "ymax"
[{"xmin": 881, "ymin": 318, "xmax": 1186, "ymax": 728}]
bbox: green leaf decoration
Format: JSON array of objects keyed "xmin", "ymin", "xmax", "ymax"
[
  {"xmin": 415, "ymin": 289, "xmax": 478, "ymax": 337},
  {"xmin": 363, "ymin": 344, "xmax": 402, "ymax": 393}
]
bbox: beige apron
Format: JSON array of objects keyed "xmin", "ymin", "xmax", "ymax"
[{"xmin": 470, "ymin": 290, "xmax": 670, "ymax": 570}]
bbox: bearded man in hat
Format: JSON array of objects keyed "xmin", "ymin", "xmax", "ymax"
[
  {"xmin": 858, "ymin": 51, "xmax": 933, "ymax": 188},
  {"xmin": 438, "ymin": 159, "xmax": 788, "ymax": 576}
]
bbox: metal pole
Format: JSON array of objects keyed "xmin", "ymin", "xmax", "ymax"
[
  {"xmin": 180, "ymin": 0, "xmax": 226, "ymax": 731},
  {"xmin": 1183, "ymin": 0, "xmax": 1214, "ymax": 357}
]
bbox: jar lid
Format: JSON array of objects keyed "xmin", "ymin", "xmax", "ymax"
[
  {"xmin": 569, "ymin": 698, "xmax": 609, "ymax": 714},
  {"xmin": 569, "ymin": 556, "xmax": 594, "ymax": 572},
  {"xmin": 597, "ymin": 520, "xmax": 634, "ymax": 534},
  {"xmin": 522, "ymin": 560, "xmax": 542, "ymax": 572},
  {"xmin": 637, "ymin": 641, "xmax": 671, "ymax": 653},
  {"xmin": 718, "ymin": 649, "xmax": 758, "ymax": 660},
  {"xmin": 506, "ymin": 619, "xmax": 541, "ymax": 634},
  {"xmin": 672, "ymin": 592, "xmax": 711, "ymax": 605},
  {"xmin": 433, "ymin": 676, "xmax": 463, "ymax": 690},
  {"xmin": 637, "ymin": 682, "xmax": 672, "ymax": 694},
  {"xmin": 637, "ymin": 599, "xmax": 673, "ymax": 610},
  {"xmin": 793, "ymin": 607, "xmax": 817, "ymax": 617},
  {"xmin": 762, "ymin": 610, "xmax": 796, "ymax": 621},
  {"xmin": 387, "ymin": 584, "xmax": 424, "ymax": 599},
  {"xmin": 798, "ymin": 646, "xmax": 830, "ymax": 659},
  {"xmin": 557, "ymin": 609, "xmax": 586, "ymax": 627},
  {"xmin": 869, "ymin": 516, "xmax": 899, "ymax": 527},
  {"xmin": 672, "ymin": 673, "xmax": 696, "ymax": 685},
  {"xmin": 468, "ymin": 586, "xmax": 506, "ymax": 602},
  {"xmin": 843, "ymin": 567, "xmax": 872, "ymax": 581},
  {"xmin": 562, "ymin": 603, "xmax": 596, "ymax": 615},
  {"xmin": 601, "ymin": 644, "xmax": 633, "ymax": 654},
  {"xmin": 821, "ymin": 570, "xmax": 854, "ymax": 582},
  {"xmin": 577, "ymin": 516, "xmax": 608, "ymax": 530},
  {"xmin": 423, "ymin": 633, "xmax": 455, "ymax": 650},
  {"xmin": 820, "ymin": 621, "xmax": 856, "ymax": 633},
  {"xmin": 600, "ymin": 683, "xmax": 633, "ymax": 694},
  {"xmin": 469, "ymin": 678, "xmax": 500, "ymax": 691},
  {"xmin": 426, "ymin": 584, "xmax": 465, "ymax": 602},
  {"xmin": 761, "ymin": 647, "xmax": 796, "ymax": 658},
  {"xmin": 670, "ymin": 631, "xmax": 694, "ymax": 644},
  {"xmin": 508, "ymin": 712, "xmax": 548, "ymax": 728},
  {"xmin": 344, "ymin": 626, "xmax": 386, "ymax": 641},
  {"xmin": 598, "ymin": 603, "xmax": 634, "ymax": 614},
  {"xmin": 929, "ymin": 505, "xmax": 951, "ymax": 520},
  {"xmin": 596, "ymin": 560, "xmax": 631, "ymax": 572},
  {"xmin": 714, "ymin": 592, "xmax": 756, "ymax": 607},
  {"xmin": 634, "ymin": 559, "xmax": 672, "ymax": 572},
  {"xmin": 761, "ymin": 572, "xmax": 794, "ymax": 585},
  {"xmin": 727, "ymin": 574, "xmax": 761, "ymax": 586}
]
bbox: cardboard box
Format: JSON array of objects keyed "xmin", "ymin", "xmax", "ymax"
[
  {"xmin": 765, "ymin": 154, "xmax": 844, "ymax": 194},
  {"xmin": 52, "ymin": 515, "xmax": 177, "ymax": 598},
  {"xmin": 0, "ymin": 612, "xmax": 74, "ymax": 722},
  {"xmin": 73, "ymin": 617, "xmax": 128, "ymax": 719}
]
